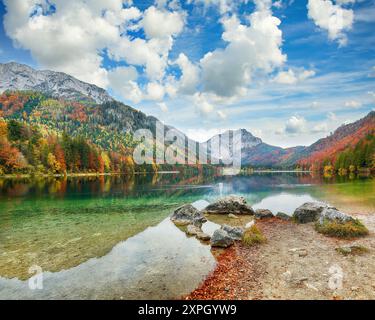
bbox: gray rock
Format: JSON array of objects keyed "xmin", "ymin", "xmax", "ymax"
[
  {"xmin": 196, "ymin": 232, "xmax": 211, "ymax": 241},
  {"xmin": 318, "ymin": 207, "xmax": 354, "ymax": 225},
  {"xmin": 170, "ymin": 204, "xmax": 207, "ymax": 226},
  {"xmin": 293, "ymin": 202, "xmax": 356, "ymax": 226},
  {"xmin": 221, "ymin": 224, "xmax": 244, "ymax": 240},
  {"xmin": 210, "ymin": 229, "xmax": 234, "ymax": 248},
  {"xmin": 204, "ymin": 195, "xmax": 255, "ymax": 215},
  {"xmin": 255, "ymin": 209, "xmax": 274, "ymax": 220},
  {"xmin": 276, "ymin": 212, "xmax": 291, "ymax": 221},
  {"xmin": 293, "ymin": 202, "xmax": 332, "ymax": 223},
  {"xmin": 0, "ymin": 62, "xmax": 113, "ymax": 104},
  {"xmin": 186, "ymin": 225, "xmax": 201, "ymax": 236}
]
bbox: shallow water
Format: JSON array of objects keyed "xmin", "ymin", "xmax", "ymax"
[{"xmin": 0, "ymin": 172, "xmax": 374, "ymax": 299}]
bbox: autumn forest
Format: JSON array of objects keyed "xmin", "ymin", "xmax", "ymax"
[{"xmin": 0, "ymin": 91, "xmax": 374, "ymax": 176}]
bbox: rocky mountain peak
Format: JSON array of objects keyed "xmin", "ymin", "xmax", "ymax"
[{"xmin": 0, "ymin": 62, "xmax": 113, "ymax": 104}]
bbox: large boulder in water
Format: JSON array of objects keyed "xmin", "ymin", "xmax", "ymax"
[
  {"xmin": 171, "ymin": 204, "xmax": 207, "ymax": 226},
  {"xmin": 204, "ymin": 195, "xmax": 255, "ymax": 215},
  {"xmin": 210, "ymin": 229, "xmax": 235, "ymax": 248},
  {"xmin": 293, "ymin": 202, "xmax": 332, "ymax": 223}
]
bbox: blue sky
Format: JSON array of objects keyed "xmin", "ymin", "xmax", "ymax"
[{"xmin": 0, "ymin": 0, "xmax": 374, "ymax": 147}]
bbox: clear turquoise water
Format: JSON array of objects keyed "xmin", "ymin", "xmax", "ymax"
[{"xmin": 0, "ymin": 172, "xmax": 373, "ymax": 299}]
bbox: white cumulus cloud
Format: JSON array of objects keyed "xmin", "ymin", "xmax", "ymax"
[
  {"xmin": 142, "ymin": 6, "xmax": 185, "ymax": 39},
  {"xmin": 200, "ymin": 2, "xmax": 286, "ymax": 98},
  {"xmin": 3, "ymin": 0, "xmax": 131, "ymax": 87},
  {"xmin": 284, "ymin": 115, "xmax": 307, "ymax": 134},
  {"xmin": 108, "ymin": 66, "xmax": 143, "ymax": 104},
  {"xmin": 3, "ymin": 1, "xmax": 186, "ymax": 92},
  {"xmin": 172, "ymin": 53, "xmax": 200, "ymax": 95},
  {"xmin": 146, "ymin": 82, "xmax": 166, "ymax": 101},
  {"xmin": 307, "ymin": 0, "xmax": 355, "ymax": 46}
]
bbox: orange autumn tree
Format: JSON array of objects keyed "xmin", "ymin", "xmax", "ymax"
[
  {"xmin": 54, "ymin": 143, "xmax": 67, "ymax": 173},
  {"xmin": 0, "ymin": 138, "xmax": 27, "ymax": 172}
]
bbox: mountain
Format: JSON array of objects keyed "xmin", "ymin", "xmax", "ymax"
[
  {"xmin": 0, "ymin": 63, "xmax": 202, "ymax": 175},
  {"xmin": 297, "ymin": 111, "xmax": 375, "ymax": 169},
  {"xmin": 0, "ymin": 62, "xmax": 197, "ymax": 148},
  {"xmin": 0, "ymin": 62, "xmax": 113, "ymax": 104},
  {"xmin": 204, "ymin": 129, "xmax": 304, "ymax": 167},
  {"xmin": 203, "ymin": 112, "xmax": 374, "ymax": 168},
  {"xmin": 0, "ymin": 62, "xmax": 373, "ymax": 173},
  {"xmin": 0, "ymin": 63, "xmax": 169, "ymax": 151}
]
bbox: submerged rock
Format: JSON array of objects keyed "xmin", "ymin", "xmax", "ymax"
[
  {"xmin": 210, "ymin": 229, "xmax": 234, "ymax": 248},
  {"xmin": 255, "ymin": 209, "xmax": 274, "ymax": 220},
  {"xmin": 204, "ymin": 195, "xmax": 255, "ymax": 215},
  {"xmin": 222, "ymin": 224, "xmax": 244, "ymax": 241},
  {"xmin": 171, "ymin": 204, "xmax": 207, "ymax": 226},
  {"xmin": 276, "ymin": 212, "xmax": 291, "ymax": 221},
  {"xmin": 293, "ymin": 202, "xmax": 332, "ymax": 223}
]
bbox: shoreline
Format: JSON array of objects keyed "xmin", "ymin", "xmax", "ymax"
[
  {"xmin": 1, "ymin": 169, "xmax": 373, "ymax": 180},
  {"xmin": 0, "ymin": 171, "xmax": 180, "ymax": 179},
  {"xmin": 186, "ymin": 215, "xmax": 375, "ymax": 300},
  {"xmin": 185, "ymin": 243, "xmax": 264, "ymax": 300}
]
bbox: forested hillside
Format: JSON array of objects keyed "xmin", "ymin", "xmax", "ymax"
[
  {"xmin": 1, "ymin": 90, "xmax": 374, "ymax": 176},
  {"xmin": 0, "ymin": 91, "xmax": 205, "ymax": 175},
  {"xmin": 297, "ymin": 111, "xmax": 375, "ymax": 172}
]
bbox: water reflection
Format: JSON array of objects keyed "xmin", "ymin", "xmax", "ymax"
[
  {"xmin": 0, "ymin": 172, "xmax": 372, "ymax": 200},
  {"xmin": 0, "ymin": 172, "xmax": 373, "ymax": 299},
  {"xmin": 252, "ymin": 193, "xmax": 318, "ymax": 215},
  {"xmin": 0, "ymin": 219, "xmax": 216, "ymax": 300}
]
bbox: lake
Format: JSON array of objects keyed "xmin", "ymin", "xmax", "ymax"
[{"xmin": 0, "ymin": 172, "xmax": 374, "ymax": 299}]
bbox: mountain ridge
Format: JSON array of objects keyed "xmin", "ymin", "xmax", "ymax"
[
  {"xmin": 0, "ymin": 62, "xmax": 113, "ymax": 104},
  {"xmin": 297, "ymin": 111, "xmax": 375, "ymax": 169},
  {"xmin": 0, "ymin": 62, "xmax": 373, "ymax": 170}
]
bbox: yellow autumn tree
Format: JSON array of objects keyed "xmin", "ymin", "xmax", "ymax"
[
  {"xmin": 0, "ymin": 119, "xmax": 7, "ymax": 138},
  {"xmin": 47, "ymin": 153, "xmax": 61, "ymax": 173},
  {"xmin": 101, "ymin": 152, "xmax": 111, "ymax": 172}
]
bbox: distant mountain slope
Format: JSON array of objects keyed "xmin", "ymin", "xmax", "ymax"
[
  {"xmin": 203, "ymin": 112, "xmax": 374, "ymax": 168},
  {"xmin": 243, "ymin": 143, "xmax": 304, "ymax": 167},
  {"xmin": 297, "ymin": 111, "xmax": 375, "ymax": 168},
  {"xmin": 203, "ymin": 129, "xmax": 304, "ymax": 167},
  {"xmin": 0, "ymin": 62, "xmax": 113, "ymax": 104}
]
